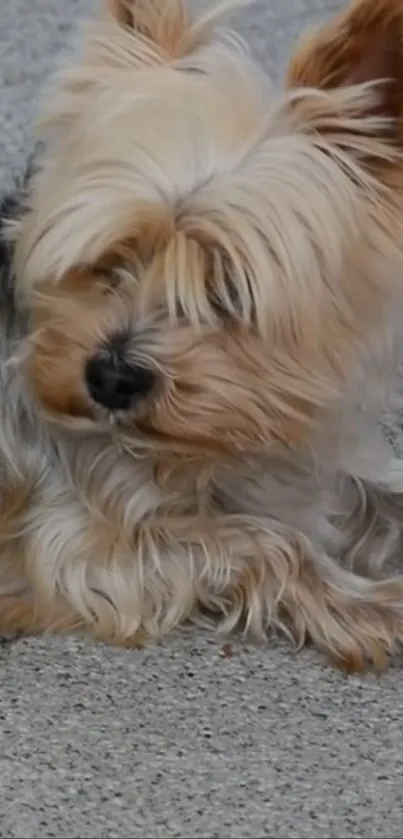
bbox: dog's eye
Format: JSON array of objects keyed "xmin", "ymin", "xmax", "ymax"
[
  {"xmin": 105, "ymin": 272, "xmax": 121, "ymax": 290},
  {"xmin": 206, "ymin": 251, "xmax": 237, "ymax": 317},
  {"xmin": 208, "ymin": 275, "xmax": 247, "ymax": 322},
  {"xmin": 208, "ymin": 289, "xmax": 236, "ymax": 319},
  {"xmin": 91, "ymin": 266, "xmax": 122, "ymax": 291},
  {"xmin": 206, "ymin": 250, "xmax": 256, "ymax": 323}
]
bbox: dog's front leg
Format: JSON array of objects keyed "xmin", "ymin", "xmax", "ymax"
[
  {"xmin": 193, "ymin": 515, "xmax": 403, "ymax": 672},
  {"xmin": 85, "ymin": 514, "xmax": 403, "ymax": 671},
  {"xmin": 3, "ymin": 512, "xmax": 403, "ymax": 670}
]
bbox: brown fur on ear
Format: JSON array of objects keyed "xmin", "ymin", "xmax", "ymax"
[
  {"xmin": 287, "ymin": 0, "xmax": 403, "ymax": 139},
  {"xmin": 105, "ymin": 0, "xmax": 204, "ymax": 58}
]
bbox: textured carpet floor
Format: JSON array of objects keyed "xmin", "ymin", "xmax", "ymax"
[{"xmin": 1, "ymin": 2, "xmax": 403, "ymax": 838}]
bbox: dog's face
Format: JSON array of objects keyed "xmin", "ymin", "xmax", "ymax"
[{"xmin": 14, "ymin": 0, "xmax": 403, "ymax": 455}]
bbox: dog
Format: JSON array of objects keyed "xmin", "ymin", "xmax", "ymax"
[{"xmin": 3, "ymin": 0, "xmax": 403, "ymax": 671}]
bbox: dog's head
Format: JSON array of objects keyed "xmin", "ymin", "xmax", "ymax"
[{"xmin": 14, "ymin": 0, "xmax": 403, "ymax": 455}]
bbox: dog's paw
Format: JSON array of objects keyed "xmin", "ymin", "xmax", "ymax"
[{"xmin": 319, "ymin": 580, "xmax": 403, "ymax": 674}]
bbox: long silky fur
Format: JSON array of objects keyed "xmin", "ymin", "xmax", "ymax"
[{"xmin": 3, "ymin": 0, "xmax": 403, "ymax": 671}]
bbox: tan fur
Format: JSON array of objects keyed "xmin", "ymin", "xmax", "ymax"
[{"xmin": 4, "ymin": 0, "xmax": 403, "ymax": 670}]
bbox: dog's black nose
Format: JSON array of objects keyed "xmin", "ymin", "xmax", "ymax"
[{"xmin": 85, "ymin": 355, "xmax": 155, "ymax": 411}]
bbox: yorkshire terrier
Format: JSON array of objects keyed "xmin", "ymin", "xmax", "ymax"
[{"xmin": 2, "ymin": 0, "xmax": 403, "ymax": 671}]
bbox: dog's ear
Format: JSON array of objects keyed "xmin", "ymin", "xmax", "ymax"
[
  {"xmin": 287, "ymin": 0, "xmax": 403, "ymax": 143},
  {"xmin": 105, "ymin": 0, "xmax": 202, "ymax": 58}
]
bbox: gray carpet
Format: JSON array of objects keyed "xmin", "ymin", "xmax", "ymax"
[{"xmin": 1, "ymin": 2, "xmax": 402, "ymax": 838}]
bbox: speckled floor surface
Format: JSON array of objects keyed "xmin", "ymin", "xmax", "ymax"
[{"xmin": 1, "ymin": 2, "xmax": 403, "ymax": 838}]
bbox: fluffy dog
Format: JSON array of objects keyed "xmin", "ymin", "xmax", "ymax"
[{"xmin": 2, "ymin": 0, "xmax": 403, "ymax": 670}]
